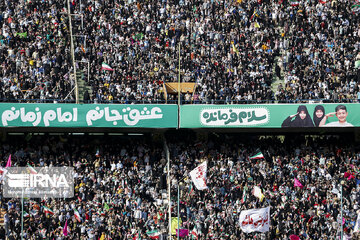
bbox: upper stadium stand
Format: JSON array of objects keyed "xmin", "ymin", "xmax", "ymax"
[{"xmin": 0, "ymin": 0, "xmax": 359, "ymax": 104}]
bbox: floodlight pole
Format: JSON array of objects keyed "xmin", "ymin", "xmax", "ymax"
[
  {"xmin": 177, "ymin": 184, "xmax": 180, "ymax": 240},
  {"xmin": 67, "ymin": 0, "xmax": 79, "ymax": 103},
  {"xmin": 164, "ymin": 139, "xmax": 171, "ymax": 239},
  {"xmin": 178, "ymin": 42, "xmax": 181, "ymax": 106},
  {"xmin": 340, "ymin": 182, "xmax": 343, "ymax": 240},
  {"xmin": 21, "ymin": 188, "xmax": 24, "ymax": 240}
]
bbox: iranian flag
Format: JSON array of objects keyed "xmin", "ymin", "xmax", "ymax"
[
  {"xmin": 191, "ymin": 226, "xmax": 200, "ymax": 239},
  {"xmin": 352, "ymin": 4, "xmax": 360, "ymax": 12},
  {"xmin": 95, "ymin": 148, "xmax": 101, "ymax": 157},
  {"xmin": 133, "ymin": 233, "xmax": 140, "ymax": 240},
  {"xmin": 249, "ymin": 152, "xmax": 264, "ymax": 160},
  {"xmin": 30, "ymin": 210, "xmax": 37, "ymax": 216},
  {"xmin": 74, "ymin": 209, "xmax": 81, "ymax": 222},
  {"xmin": 23, "ymin": 211, "xmax": 29, "ymax": 217},
  {"xmin": 241, "ymin": 187, "xmax": 247, "ymax": 204},
  {"xmin": 146, "ymin": 230, "xmax": 161, "ymax": 239},
  {"xmin": 43, "ymin": 206, "xmax": 54, "ymax": 215},
  {"xmin": 27, "ymin": 164, "xmax": 37, "ymax": 174},
  {"xmin": 188, "ymin": 183, "xmax": 194, "ymax": 197},
  {"xmin": 101, "ymin": 62, "xmax": 114, "ymax": 71},
  {"xmin": 290, "ymin": 0, "xmax": 300, "ymax": 6},
  {"xmin": 40, "ymin": 229, "xmax": 47, "ymax": 238}
]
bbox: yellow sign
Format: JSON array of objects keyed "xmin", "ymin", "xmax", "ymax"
[
  {"xmin": 165, "ymin": 83, "xmax": 196, "ymax": 94},
  {"xmin": 171, "ymin": 217, "xmax": 182, "ymax": 235}
]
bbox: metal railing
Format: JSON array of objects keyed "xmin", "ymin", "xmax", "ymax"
[{"xmin": 0, "ymin": 98, "xmax": 358, "ymax": 105}]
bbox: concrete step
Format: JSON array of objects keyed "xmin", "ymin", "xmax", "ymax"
[
  {"xmin": 77, "ymin": 69, "xmax": 93, "ymax": 102},
  {"xmin": 271, "ymin": 56, "xmax": 284, "ymax": 93},
  {"xmin": 270, "ymin": 26, "xmax": 286, "ymax": 97}
]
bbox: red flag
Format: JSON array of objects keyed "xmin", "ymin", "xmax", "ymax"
[
  {"xmin": 176, "ymin": 229, "xmax": 189, "ymax": 237},
  {"xmin": 290, "ymin": 235, "xmax": 300, "ymax": 240},
  {"xmin": 5, "ymin": 154, "xmax": 11, "ymax": 168},
  {"xmin": 294, "ymin": 178, "xmax": 304, "ymax": 189},
  {"xmin": 63, "ymin": 220, "xmax": 68, "ymax": 236},
  {"xmin": 344, "ymin": 172, "xmax": 354, "ymax": 180}
]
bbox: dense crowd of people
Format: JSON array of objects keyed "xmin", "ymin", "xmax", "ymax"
[
  {"xmin": 0, "ymin": 0, "xmax": 359, "ymax": 104},
  {"xmin": 1, "ymin": 133, "xmax": 360, "ymax": 239}
]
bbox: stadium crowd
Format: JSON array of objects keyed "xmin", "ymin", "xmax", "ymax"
[
  {"xmin": 0, "ymin": 0, "xmax": 359, "ymax": 104},
  {"xmin": 0, "ymin": 133, "xmax": 360, "ymax": 239}
]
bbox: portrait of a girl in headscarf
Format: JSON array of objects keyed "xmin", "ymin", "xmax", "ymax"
[
  {"xmin": 313, "ymin": 105, "xmax": 325, "ymax": 127},
  {"xmin": 281, "ymin": 105, "xmax": 314, "ymax": 127}
]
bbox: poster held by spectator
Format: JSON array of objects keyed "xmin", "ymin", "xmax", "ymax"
[
  {"xmin": 189, "ymin": 162, "xmax": 208, "ymax": 190},
  {"xmin": 239, "ymin": 207, "xmax": 270, "ymax": 233}
]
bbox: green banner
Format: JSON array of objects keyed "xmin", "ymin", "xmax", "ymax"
[
  {"xmin": 0, "ymin": 104, "xmax": 177, "ymax": 128},
  {"xmin": 180, "ymin": 104, "xmax": 360, "ymax": 128},
  {"xmin": 2, "ymin": 103, "xmax": 359, "ymax": 129}
]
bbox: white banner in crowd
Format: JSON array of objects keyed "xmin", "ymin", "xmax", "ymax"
[
  {"xmin": 190, "ymin": 162, "xmax": 208, "ymax": 190},
  {"xmin": 0, "ymin": 167, "xmax": 8, "ymax": 182},
  {"xmin": 354, "ymin": 212, "xmax": 360, "ymax": 233},
  {"xmin": 239, "ymin": 206, "xmax": 270, "ymax": 233}
]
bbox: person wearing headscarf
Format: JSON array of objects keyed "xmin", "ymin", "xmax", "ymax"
[
  {"xmin": 313, "ymin": 105, "xmax": 326, "ymax": 127},
  {"xmin": 281, "ymin": 105, "xmax": 314, "ymax": 127}
]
